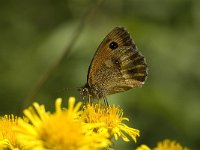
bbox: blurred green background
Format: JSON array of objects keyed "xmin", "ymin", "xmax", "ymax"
[{"xmin": 0, "ymin": 0, "xmax": 200, "ymax": 149}]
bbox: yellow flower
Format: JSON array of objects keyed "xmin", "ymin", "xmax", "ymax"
[
  {"xmin": 82, "ymin": 103, "xmax": 140, "ymax": 142},
  {"xmin": 136, "ymin": 144, "xmax": 151, "ymax": 150},
  {"xmin": 0, "ymin": 115, "xmax": 24, "ymax": 150},
  {"xmin": 15, "ymin": 97, "xmax": 111, "ymax": 150},
  {"xmin": 136, "ymin": 139, "xmax": 189, "ymax": 150},
  {"xmin": 154, "ymin": 139, "xmax": 189, "ymax": 150}
]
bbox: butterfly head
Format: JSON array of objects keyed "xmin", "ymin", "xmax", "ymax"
[
  {"xmin": 79, "ymin": 84, "xmax": 105, "ymax": 100},
  {"xmin": 79, "ymin": 84, "xmax": 90, "ymax": 98}
]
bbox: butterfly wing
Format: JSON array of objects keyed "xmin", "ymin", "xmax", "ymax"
[{"xmin": 87, "ymin": 27, "xmax": 147, "ymax": 96}]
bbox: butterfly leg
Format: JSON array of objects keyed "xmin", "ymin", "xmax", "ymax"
[
  {"xmin": 88, "ymin": 94, "xmax": 92, "ymax": 104},
  {"xmin": 82, "ymin": 96, "xmax": 86, "ymax": 105},
  {"xmin": 103, "ymin": 96, "xmax": 109, "ymax": 106},
  {"xmin": 82, "ymin": 95, "xmax": 91, "ymax": 105}
]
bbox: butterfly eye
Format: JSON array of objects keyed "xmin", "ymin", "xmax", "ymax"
[{"xmin": 109, "ymin": 41, "xmax": 118, "ymax": 50}]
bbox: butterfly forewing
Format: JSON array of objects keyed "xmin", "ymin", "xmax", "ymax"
[{"xmin": 83, "ymin": 27, "xmax": 147, "ymax": 98}]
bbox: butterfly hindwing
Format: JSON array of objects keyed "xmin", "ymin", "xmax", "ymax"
[{"xmin": 86, "ymin": 27, "xmax": 147, "ymax": 96}]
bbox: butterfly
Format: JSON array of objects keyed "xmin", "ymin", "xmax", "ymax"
[{"xmin": 79, "ymin": 27, "xmax": 147, "ymax": 104}]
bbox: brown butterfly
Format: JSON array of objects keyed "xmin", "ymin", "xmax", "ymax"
[{"xmin": 79, "ymin": 27, "xmax": 147, "ymax": 104}]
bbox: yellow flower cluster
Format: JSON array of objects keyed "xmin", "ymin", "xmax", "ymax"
[
  {"xmin": 0, "ymin": 97, "xmax": 139, "ymax": 150},
  {"xmin": 0, "ymin": 115, "xmax": 24, "ymax": 150},
  {"xmin": 82, "ymin": 103, "xmax": 139, "ymax": 142},
  {"xmin": 14, "ymin": 97, "xmax": 112, "ymax": 150},
  {"xmin": 0, "ymin": 97, "xmax": 189, "ymax": 150},
  {"xmin": 136, "ymin": 139, "xmax": 189, "ymax": 150}
]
